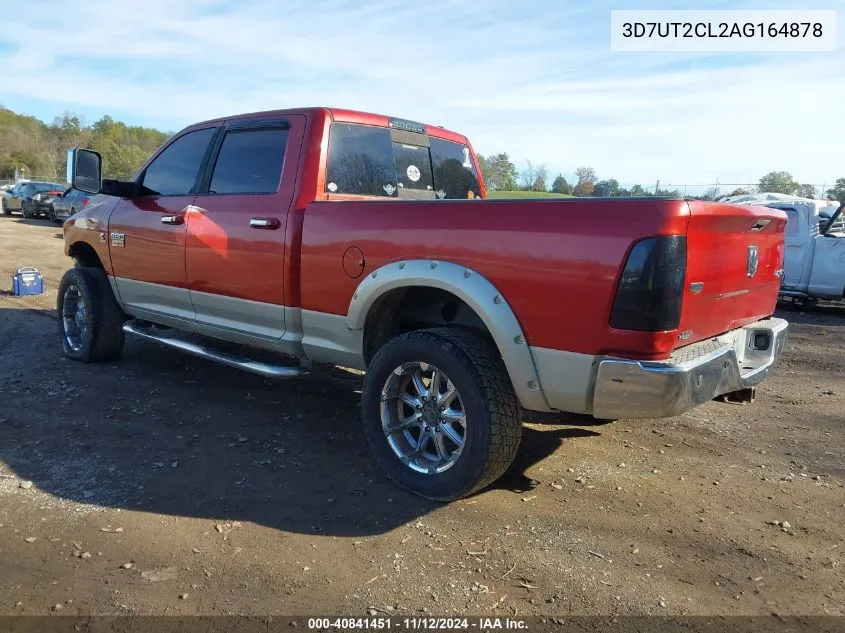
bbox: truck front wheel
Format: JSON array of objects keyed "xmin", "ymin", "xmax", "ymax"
[
  {"xmin": 57, "ymin": 267, "xmax": 125, "ymax": 362},
  {"xmin": 361, "ymin": 328, "xmax": 522, "ymax": 501}
]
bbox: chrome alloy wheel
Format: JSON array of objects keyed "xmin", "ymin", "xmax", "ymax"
[
  {"xmin": 380, "ymin": 362, "xmax": 467, "ymax": 474},
  {"xmin": 61, "ymin": 284, "xmax": 87, "ymax": 352}
]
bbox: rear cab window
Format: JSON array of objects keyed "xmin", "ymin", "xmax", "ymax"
[{"xmin": 325, "ymin": 120, "xmax": 480, "ymax": 200}]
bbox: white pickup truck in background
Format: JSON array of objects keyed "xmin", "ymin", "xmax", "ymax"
[{"xmin": 724, "ymin": 193, "xmax": 844, "ymax": 307}]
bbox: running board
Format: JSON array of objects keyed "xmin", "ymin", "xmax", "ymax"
[{"xmin": 122, "ymin": 322, "xmax": 310, "ymax": 379}]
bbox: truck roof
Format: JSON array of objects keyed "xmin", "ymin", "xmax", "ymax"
[{"xmin": 187, "ymin": 107, "xmax": 470, "ymax": 144}]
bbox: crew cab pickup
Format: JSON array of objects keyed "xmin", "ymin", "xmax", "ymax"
[{"xmin": 60, "ymin": 107, "xmax": 789, "ymax": 500}]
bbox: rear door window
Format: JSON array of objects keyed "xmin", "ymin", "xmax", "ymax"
[{"xmin": 209, "ymin": 127, "xmax": 289, "ymax": 195}]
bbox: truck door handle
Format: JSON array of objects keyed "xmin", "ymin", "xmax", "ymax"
[
  {"xmin": 161, "ymin": 215, "xmax": 184, "ymax": 225},
  {"xmin": 249, "ymin": 217, "xmax": 280, "ymax": 230}
]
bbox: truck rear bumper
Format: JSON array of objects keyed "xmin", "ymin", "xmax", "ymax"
[{"xmin": 591, "ymin": 317, "xmax": 789, "ymax": 420}]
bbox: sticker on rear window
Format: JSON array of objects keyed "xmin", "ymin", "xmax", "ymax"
[
  {"xmin": 383, "ymin": 184, "xmax": 396, "ymax": 196},
  {"xmin": 462, "ymin": 147, "xmax": 472, "ymax": 169},
  {"xmin": 406, "ymin": 165, "xmax": 421, "ymax": 182},
  {"xmin": 327, "ymin": 182, "xmax": 338, "ymax": 192}
]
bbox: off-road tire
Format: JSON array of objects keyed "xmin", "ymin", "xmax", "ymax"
[
  {"xmin": 57, "ymin": 266, "xmax": 125, "ymax": 362},
  {"xmin": 361, "ymin": 327, "xmax": 522, "ymax": 501},
  {"xmin": 1, "ymin": 198, "xmax": 8, "ymax": 215},
  {"xmin": 21, "ymin": 201, "xmax": 32, "ymax": 218}
]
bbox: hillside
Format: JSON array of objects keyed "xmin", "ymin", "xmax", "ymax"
[{"xmin": 0, "ymin": 107, "xmax": 169, "ymax": 181}]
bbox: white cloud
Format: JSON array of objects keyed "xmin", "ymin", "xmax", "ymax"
[{"xmin": 0, "ymin": 0, "xmax": 843, "ymax": 190}]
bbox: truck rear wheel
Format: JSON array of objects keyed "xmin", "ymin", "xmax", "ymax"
[
  {"xmin": 57, "ymin": 267, "xmax": 125, "ymax": 362},
  {"xmin": 361, "ymin": 327, "xmax": 522, "ymax": 501}
]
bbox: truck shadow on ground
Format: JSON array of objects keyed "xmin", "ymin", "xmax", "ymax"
[{"xmin": 0, "ymin": 309, "xmax": 606, "ymax": 537}]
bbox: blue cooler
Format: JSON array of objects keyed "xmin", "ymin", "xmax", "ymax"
[{"xmin": 11, "ymin": 266, "xmax": 44, "ymax": 296}]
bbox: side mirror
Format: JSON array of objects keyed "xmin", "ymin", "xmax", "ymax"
[{"xmin": 66, "ymin": 148, "xmax": 102, "ymax": 194}]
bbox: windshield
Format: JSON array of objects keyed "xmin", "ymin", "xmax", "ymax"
[{"xmin": 325, "ymin": 123, "xmax": 481, "ymax": 200}]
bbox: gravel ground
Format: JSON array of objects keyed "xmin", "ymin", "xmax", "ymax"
[{"xmin": 0, "ymin": 214, "xmax": 843, "ymax": 617}]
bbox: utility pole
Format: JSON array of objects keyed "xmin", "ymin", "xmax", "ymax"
[{"xmin": 655, "ymin": 180, "xmax": 660, "ymax": 196}]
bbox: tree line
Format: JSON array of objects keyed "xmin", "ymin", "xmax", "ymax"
[
  {"xmin": 478, "ymin": 152, "xmax": 845, "ymax": 202},
  {"xmin": 0, "ymin": 106, "xmax": 170, "ymax": 182},
  {"xmin": 2, "ymin": 106, "xmax": 843, "ymax": 203}
]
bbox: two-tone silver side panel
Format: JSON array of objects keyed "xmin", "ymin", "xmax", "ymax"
[
  {"xmin": 530, "ymin": 347, "xmax": 601, "ymax": 415},
  {"xmin": 190, "ymin": 288, "xmax": 286, "ymax": 340},
  {"xmin": 300, "ymin": 310, "xmax": 366, "ymax": 370},
  {"xmin": 110, "ymin": 276, "xmax": 306, "ymax": 358},
  {"xmin": 345, "ymin": 260, "xmax": 553, "ymax": 412},
  {"xmin": 113, "ymin": 277, "xmax": 195, "ymax": 321}
]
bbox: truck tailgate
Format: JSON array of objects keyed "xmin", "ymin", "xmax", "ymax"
[{"xmin": 679, "ymin": 201, "xmax": 786, "ymax": 346}]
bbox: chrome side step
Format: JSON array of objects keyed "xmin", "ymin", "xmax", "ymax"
[{"xmin": 123, "ymin": 321, "xmax": 310, "ymax": 379}]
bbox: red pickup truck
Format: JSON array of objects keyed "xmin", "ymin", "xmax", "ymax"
[{"xmin": 60, "ymin": 107, "xmax": 789, "ymax": 500}]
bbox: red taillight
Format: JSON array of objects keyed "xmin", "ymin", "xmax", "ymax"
[
  {"xmin": 83, "ymin": 199, "xmax": 89, "ymax": 206},
  {"xmin": 776, "ymin": 219, "xmax": 787, "ymax": 232}
]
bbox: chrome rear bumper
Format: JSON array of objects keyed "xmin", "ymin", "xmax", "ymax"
[{"xmin": 592, "ymin": 318, "xmax": 788, "ymax": 419}]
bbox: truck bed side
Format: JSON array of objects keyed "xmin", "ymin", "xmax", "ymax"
[{"xmin": 298, "ymin": 197, "xmax": 693, "ymax": 361}]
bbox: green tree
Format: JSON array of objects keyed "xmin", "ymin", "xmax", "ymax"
[
  {"xmin": 478, "ymin": 152, "xmax": 518, "ymax": 191},
  {"xmin": 476, "ymin": 154, "xmax": 490, "ymax": 186},
  {"xmin": 573, "ymin": 167, "xmax": 596, "ymax": 196},
  {"xmin": 0, "ymin": 106, "xmax": 167, "ymax": 182},
  {"xmin": 551, "ymin": 174, "xmax": 572, "ymax": 195},
  {"xmin": 825, "ymin": 178, "xmax": 845, "ymax": 202},
  {"xmin": 629, "ymin": 184, "xmax": 647, "ymax": 196},
  {"xmin": 758, "ymin": 171, "xmax": 800, "ymax": 195},
  {"xmin": 797, "ymin": 184, "xmax": 816, "ymax": 199},
  {"xmin": 90, "ymin": 137, "xmax": 150, "ymax": 180},
  {"xmin": 593, "ymin": 178, "xmax": 621, "ymax": 197},
  {"xmin": 728, "ymin": 187, "xmax": 750, "ymax": 197}
]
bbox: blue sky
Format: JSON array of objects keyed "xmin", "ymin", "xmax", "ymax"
[{"xmin": 0, "ymin": 0, "xmax": 843, "ymax": 193}]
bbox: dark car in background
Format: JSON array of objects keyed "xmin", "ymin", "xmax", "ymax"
[
  {"xmin": 1, "ymin": 181, "xmax": 67, "ymax": 218},
  {"xmin": 49, "ymin": 187, "xmax": 93, "ymax": 223},
  {"xmin": 22, "ymin": 182, "xmax": 67, "ymax": 219}
]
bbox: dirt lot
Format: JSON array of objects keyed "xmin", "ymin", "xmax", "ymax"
[{"xmin": 0, "ymin": 214, "xmax": 843, "ymax": 618}]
